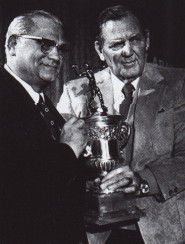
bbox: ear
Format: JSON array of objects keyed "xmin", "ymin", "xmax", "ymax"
[
  {"xmin": 7, "ymin": 35, "xmax": 17, "ymax": 56},
  {"xmin": 145, "ymin": 30, "xmax": 150, "ymax": 51},
  {"xmin": 94, "ymin": 41, "xmax": 105, "ymax": 62}
]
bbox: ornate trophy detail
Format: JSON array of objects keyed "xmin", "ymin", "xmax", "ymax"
[
  {"xmin": 84, "ymin": 116, "xmax": 130, "ymax": 177},
  {"xmin": 82, "ymin": 64, "xmax": 130, "ymax": 178},
  {"xmin": 73, "ymin": 64, "xmax": 143, "ymax": 225}
]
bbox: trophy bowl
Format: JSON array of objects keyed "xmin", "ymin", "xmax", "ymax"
[{"xmin": 84, "ymin": 113, "xmax": 130, "ymax": 177}]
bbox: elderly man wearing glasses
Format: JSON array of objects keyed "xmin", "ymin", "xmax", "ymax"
[{"xmin": 0, "ymin": 10, "xmax": 88, "ymax": 244}]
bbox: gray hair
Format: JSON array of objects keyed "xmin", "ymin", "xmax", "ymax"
[
  {"xmin": 96, "ymin": 5, "xmax": 145, "ymax": 49},
  {"xmin": 5, "ymin": 10, "xmax": 63, "ymax": 54}
]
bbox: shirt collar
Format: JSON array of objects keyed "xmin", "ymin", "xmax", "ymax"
[
  {"xmin": 111, "ymin": 71, "xmax": 139, "ymax": 94},
  {"xmin": 4, "ymin": 64, "xmax": 44, "ymax": 104}
]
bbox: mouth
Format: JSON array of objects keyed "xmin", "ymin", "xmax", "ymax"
[
  {"xmin": 42, "ymin": 64, "xmax": 59, "ymax": 70},
  {"xmin": 121, "ymin": 59, "xmax": 136, "ymax": 67}
]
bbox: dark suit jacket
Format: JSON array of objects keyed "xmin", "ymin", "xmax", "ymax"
[
  {"xmin": 57, "ymin": 63, "xmax": 185, "ymax": 244},
  {"xmin": 0, "ymin": 68, "xmax": 86, "ymax": 244}
]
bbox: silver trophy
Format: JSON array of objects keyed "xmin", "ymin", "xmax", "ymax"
[
  {"xmin": 83, "ymin": 64, "xmax": 130, "ymax": 179},
  {"xmin": 74, "ymin": 64, "xmax": 144, "ymax": 225}
]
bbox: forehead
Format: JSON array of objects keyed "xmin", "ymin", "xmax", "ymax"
[
  {"xmin": 31, "ymin": 17, "xmax": 65, "ymax": 42},
  {"xmin": 101, "ymin": 16, "xmax": 143, "ymax": 41}
]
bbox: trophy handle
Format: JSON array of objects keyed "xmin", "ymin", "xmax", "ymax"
[{"xmin": 119, "ymin": 121, "xmax": 131, "ymax": 150}]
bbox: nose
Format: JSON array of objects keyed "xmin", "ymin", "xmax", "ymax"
[
  {"xmin": 48, "ymin": 46, "xmax": 61, "ymax": 62},
  {"xmin": 122, "ymin": 41, "xmax": 133, "ymax": 56}
]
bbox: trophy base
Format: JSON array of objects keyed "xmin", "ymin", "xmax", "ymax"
[{"xmin": 84, "ymin": 191, "xmax": 144, "ymax": 226}]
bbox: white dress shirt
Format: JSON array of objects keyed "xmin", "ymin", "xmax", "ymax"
[{"xmin": 111, "ymin": 72, "xmax": 139, "ymax": 113}]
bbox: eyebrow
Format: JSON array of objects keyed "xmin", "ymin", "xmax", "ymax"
[{"xmin": 109, "ymin": 33, "xmax": 144, "ymax": 42}]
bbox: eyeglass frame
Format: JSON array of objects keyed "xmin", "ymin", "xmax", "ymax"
[{"xmin": 16, "ymin": 34, "xmax": 68, "ymax": 57}]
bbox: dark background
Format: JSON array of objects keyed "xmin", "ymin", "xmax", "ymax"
[{"xmin": 1, "ymin": 0, "xmax": 185, "ymax": 104}]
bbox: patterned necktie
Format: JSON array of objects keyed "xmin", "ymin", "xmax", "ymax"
[
  {"xmin": 119, "ymin": 83, "xmax": 135, "ymax": 120},
  {"xmin": 37, "ymin": 95, "xmax": 61, "ymax": 141}
]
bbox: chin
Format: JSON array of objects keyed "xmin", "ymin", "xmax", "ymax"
[
  {"xmin": 40, "ymin": 73, "xmax": 58, "ymax": 83},
  {"xmin": 120, "ymin": 67, "xmax": 142, "ymax": 79},
  {"xmin": 120, "ymin": 72, "xmax": 139, "ymax": 80},
  {"xmin": 40, "ymin": 76, "xmax": 55, "ymax": 85}
]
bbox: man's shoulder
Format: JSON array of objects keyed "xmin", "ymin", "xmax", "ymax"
[
  {"xmin": 146, "ymin": 63, "xmax": 185, "ymax": 82},
  {"xmin": 0, "ymin": 66, "xmax": 8, "ymax": 79},
  {"xmin": 148, "ymin": 63, "xmax": 185, "ymax": 105},
  {"xmin": 142, "ymin": 63, "xmax": 185, "ymax": 107},
  {"xmin": 0, "ymin": 66, "xmax": 16, "ymax": 85},
  {"xmin": 0, "ymin": 67, "xmax": 30, "ymax": 103},
  {"xmin": 0, "ymin": 67, "xmax": 12, "ymax": 94},
  {"xmin": 0, "ymin": 67, "xmax": 22, "ymax": 93},
  {"xmin": 65, "ymin": 67, "xmax": 111, "ymax": 88}
]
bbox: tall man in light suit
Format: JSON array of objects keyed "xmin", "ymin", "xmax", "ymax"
[
  {"xmin": 57, "ymin": 5, "xmax": 185, "ymax": 244},
  {"xmin": 0, "ymin": 10, "xmax": 88, "ymax": 244}
]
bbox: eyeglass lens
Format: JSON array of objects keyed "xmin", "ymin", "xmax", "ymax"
[{"xmin": 41, "ymin": 38, "xmax": 68, "ymax": 56}]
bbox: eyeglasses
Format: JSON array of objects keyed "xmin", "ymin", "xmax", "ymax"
[{"xmin": 17, "ymin": 35, "xmax": 68, "ymax": 57}]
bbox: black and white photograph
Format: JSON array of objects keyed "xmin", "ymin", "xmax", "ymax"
[{"xmin": 0, "ymin": 0, "xmax": 185, "ymax": 243}]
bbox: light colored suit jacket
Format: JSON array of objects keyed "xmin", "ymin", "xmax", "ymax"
[{"xmin": 57, "ymin": 63, "xmax": 185, "ymax": 244}]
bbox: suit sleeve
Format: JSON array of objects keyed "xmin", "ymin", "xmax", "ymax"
[
  {"xmin": 0, "ymin": 103, "xmax": 79, "ymax": 192},
  {"xmin": 138, "ymin": 89, "xmax": 185, "ymax": 201}
]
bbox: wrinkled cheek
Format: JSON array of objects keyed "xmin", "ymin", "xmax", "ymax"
[
  {"xmin": 107, "ymin": 55, "xmax": 119, "ymax": 70},
  {"xmin": 112, "ymin": 55, "xmax": 120, "ymax": 64},
  {"xmin": 135, "ymin": 48, "xmax": 146, "ymax": 64}
]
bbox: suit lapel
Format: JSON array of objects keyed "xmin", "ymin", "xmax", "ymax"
[{"xmin": 127, "ymin": 64, "xmax": 167, "ymax": 170}]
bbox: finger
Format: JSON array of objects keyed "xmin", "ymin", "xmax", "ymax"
[
  {"xmin": 101, "ymin": 172, "xmax": 134, "ymax": 188},
  {"xmin": 114, "ymin": 185, "xmax": 137, "ymax": 193},
  {"xmin": 66, "ymin": 116, "xmax": 78, "ymax": 125},
  {"xmin": 101, "ymin": 172, "xmax": 125, "ymax": 187},
  {"xmin": 62, "ymin": 117, "xmax": 78, "ymax": 131},
  {"xmin": 100, "ymin": 177, "xmax": 130, "ymax": 191},
  {"xmin": 74, "ymin": 119, "xmax": 85, "ymax": 129},
  {"xmin": 100, "ymin": 172, "xmax": 135, "ymax": 190},
  {"xmin": 123, "ymin": 185, "xmax": 137, "ymax": 193},
  {"xmin": 102, "ymin": 166, "xmax": 134, "ymax": 182},
  {"xmin": 101, "ymin": 166, "xmax": 130, "ymax": 182},
  {"xmin": 125, "ymin": 177, "xmax": 133, "ymax": 185}
]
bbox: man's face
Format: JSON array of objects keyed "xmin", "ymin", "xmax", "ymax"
[
  {"xmin": 13, "ymin": 17, "xmax": 67, "ymax": 92},
  {"xmin": 96, "ymin": 16, "xmax": 149, "ymax": 81}
]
